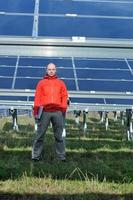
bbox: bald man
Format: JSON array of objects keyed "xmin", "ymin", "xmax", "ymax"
[{"xmin": 32, "ymin": 63, "xmax": 68, "ymax": 162}]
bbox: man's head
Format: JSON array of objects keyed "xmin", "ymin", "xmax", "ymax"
[{"xmin": 46, "ymin": 63, "xmax": 56, "ymax": 77}]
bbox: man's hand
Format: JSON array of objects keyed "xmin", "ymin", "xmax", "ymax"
[{"xmin": 34, "ymin": 116, "xmax": 40, "ymax": 124}]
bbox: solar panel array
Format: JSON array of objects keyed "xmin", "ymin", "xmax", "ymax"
[
  {"xmin": 0, "ymin": 0, "xmax": 133, "ymax": 108},
  {"xmin": 0, "ymin": 0, "xmax": 133, "ymax": 39},
  {"xmin": 0, "ymin": 55, "xmax": 133, "ymax": 105}
]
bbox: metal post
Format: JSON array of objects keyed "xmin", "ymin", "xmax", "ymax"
[
  {"xmin": 120, "ymin": 111, "xmax": 124, "ymax": 125},
  {"xmin": 98, "ymin": 111, "xmax": 104, "ymax": 123},
  {"xmin": 105, "ymin": 112, "xmax": 109, "ymax": 131},
  {"xmin": 113, "ymin": 111, "xmax": 118, "ymax": 122},
  {"xmin": 126, "ymin": 109, "xmax": 133, "ymax": 141}
]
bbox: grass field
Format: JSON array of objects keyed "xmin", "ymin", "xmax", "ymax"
[{"xmin": 0, "ymin": 114, "xmax": 133, "ymax": 200}]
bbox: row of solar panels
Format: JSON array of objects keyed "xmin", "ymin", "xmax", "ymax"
[
  {"xmin": 0, "ymin": 0, "xmax": 133, "ymax": 39},
  {"xmin": 1, "ymin": 95, "xmax": 133, "ymax": 105},
  {"xmin": 1, "ymin": 67, "xmax": 132, "ymax": 79},
  {"xmin": 1, "ymin": 15, "xmax": 133, "ymax": 39},
  {"xmin": 1, "ymin": 56, "xmax": 133, "ymax": 68},
  {"xmin": 0, "ymin": 0, "xmax": 133, "ymax": 15},
  {"xmin": 0, "ymin": 56, "xmax": 133, "ymax": 91},
  {"xmin": 1, "ymin": 77, "xmax": 133, "ymax": 92},
  {"xmin": 0, "ymin": 55, "xmax": 133, "ymax": 108}
]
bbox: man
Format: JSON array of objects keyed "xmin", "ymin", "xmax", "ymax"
[{"xmin": 32, "ymin": 63, "xmax": 68, "ymax": 162}]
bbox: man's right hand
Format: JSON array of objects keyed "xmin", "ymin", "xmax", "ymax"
[{"xmin": 34, "ymin": 116, "xmax": 40, "ymax": 124}]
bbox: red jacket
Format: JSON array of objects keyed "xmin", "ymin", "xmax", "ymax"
[{"xmin": 33, "ymin": 75, "xmax": 68, "ymax": 116}]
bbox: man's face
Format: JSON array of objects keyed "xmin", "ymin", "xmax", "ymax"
[{"xmin": 47, "ymin": 63, "xmax": 56, "ymax": 76}]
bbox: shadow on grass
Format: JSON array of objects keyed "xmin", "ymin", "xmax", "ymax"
[
  {"xmin": 66, "ymin": 138, "xmax": 133, "ymax": 151},
  {"xmin": 2, "ymin": 122, "xmax": 34, "ymax": 132},
  {"xmin": 0, "ymin": 120, "xmax": 132, "ymax": 183},
  {"xmin": 0, "ymin": 192, "xmax": 133, "ymax": 200},
  {"xmin": 0, "ymin": 137, "xmax": 33, "ymax": 148},
  {"xmin": 0, "ymin": 148, "xmax": 133, "ymax": 182},
  {"xmin": 0, "ymin": 131, "xmax": 132, "ymax": 151}
]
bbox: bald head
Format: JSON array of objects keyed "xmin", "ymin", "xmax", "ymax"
[{"xmin": 46, "ymin": 63, "xmax": 56, "ymax": 77}]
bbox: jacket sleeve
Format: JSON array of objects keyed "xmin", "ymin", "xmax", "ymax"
[
  {"xmin": 61, "ymin": 81, "xmax": 68, "ymax": 113},
  {"xmin": 33, "ymin": 81, "xmax": 42, "ymax": 117}
]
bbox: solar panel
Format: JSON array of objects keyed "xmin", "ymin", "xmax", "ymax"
[
  {"xmin": 78, "ymin": 80, "xmax": 133, "ymax": 92},
  {"xmin": 71, "ymin": 98, "xmax": 104, "ymax": 104},
  {"xmin": 38, "ymin": 16, "xmax": 133, "ymax": 39},
  {"xmin": 0, "ymin": 0, "xmax": 132, "ymax": 38},
  {"xmin": 0, "ymin": 56, "xmax": 133, "ymax": 93},
  {"xmin": 40, "ymin": 0, "xmax": 133, "ymax": 16},
  {"xmin": 0, "ymin": 1, "xmax": 133, "ymax": 110},
  {"xmin": 76, "ymin": 69, "xmax": 132, "ymax": 79},
  {"xmin": 0, "ymin": 77, "xmax": 13, "ymax": 88},
  {"xmin": 15, "ymin": 78, "xmax": 39, "ymax": 89},
  {"xmin": 19, "ymin": 57, "xmax": 72, "ymax": 67},
  {"xmin": 106, "ymin": 99, "xmax": 133, "ymax": 105},
  {"xmin": 38, "ymin": 0, "xmax": 133, "ymax": 39},
  {"xmin": 17, "ymin": 68, "xmax": 44, "ymax": 77},
  {"xmin": 0, "ymin": 15, "xmax": 33, "ymax": 36},
  {"xmin": 0, "ymin": 0, "xmax": 35, "ymax": 13},
  {"xmin": 74, "ymin": 59, "xmax": 128, "ymax": 69},
  {"xmin": 0, "ymin": 56, "xmax": 17, "ymax": 66},
  {"xmin": 0, "ymin": 67, "xmax": 15, "ymax": 76},
  {"xmin": 0, "ymin": 57, "xmax": 133, "ymax": 91}
]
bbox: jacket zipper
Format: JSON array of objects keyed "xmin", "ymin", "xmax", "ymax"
[{"xmin": 51, "ymin": 84, "xmax": 54, "ymax": 103}]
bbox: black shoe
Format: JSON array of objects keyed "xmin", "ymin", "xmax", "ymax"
[
  {"xmin": 32, "ymin": 158, "xmax": 40, "ymax": 162},
  {"xmin": 61, "ymin": 158, "xmax": 66, "ymax": 162}
]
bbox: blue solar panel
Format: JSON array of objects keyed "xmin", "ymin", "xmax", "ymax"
[
  {"xmin": 0, "ymin": 67, "xmax": 15, "ymax": 76},
  {"xmin": 40, "ymin": 0, "xmax": 133, "ymax": 17},
  {"xmin": 76, "ymin": 69, "xmax": 132, "ymax": 79},
  {"xmin": 0, "ymin": 0, "xmax": 35, "ymax": 13},
  {"xmin": 106, "ymin": 99, "xmax": 133, "ymax": 105},
  {"xmin": 0, "ymin": 56, "xmax": 133, "ymax": 93},
  {"xmin": 17, "ymin": 68, "xmax": 45, "ymax": 78},
  {"xmin": 39, "ymin": 16, "xmax": 133, "ymax": 39},
  {"xmin": 75, "ymin": 59, "xmax": 128, "ymax": 69},
  {"xmin": 17, "ymin": 68, "xmax": 74, "ymax": 79},
  {"xmin": 0, "ymin": 57, "xmax": 17, "ymax": 66},
  {"xmin": 0, "ymin": 1, "xmax": 133, "ymax": 107},
  {"xmin": 39, "ymin": 0, "xmax": 133, "ymax": 39},
  {"xmin": 0, "ymin": 55, "xmax": 133, "ymax": 106},
  {"xmin": 0, "ymin": 77, "xmax": 13, "ymax": 88},
  {"xmin": 0, "ymin": 96, "xmax": 27, "ymax": 101},
  {"xmin": 15, "ymin": 78, "xmax": 39, "ymax": 89},
  {"xmin": 71, "ymin": 98, "xmax": 104, "ymax": 104},
  {"xmin": 57, "ymin": 69, "xmax": 74, "ymax": 78},
  {"xmin": 19, "ymin": 57, "xmax": 72, "ymax": 67},
  {"xmin": 0, "ymin": 15, "xmax": 33, "ymax": 36},
  {"xmin": 0, "ymin": 0, "xmax": 132, "ymax": 39},
  {"xmin": 14, "ymin": 77, "xmax": 76, "ymax": 90},
  {"xmin": 19, "ymin": 58, "xmax": 50, "ymax": 67},
  {"xmin": 62, "ymin": 79, "xmax": 76, "ymax": 90},
  {"xmin": 78, "ymin": 80, "xmax": 133, "ymax": 92}
]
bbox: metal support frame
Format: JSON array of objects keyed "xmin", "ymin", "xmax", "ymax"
[
  {"xmin": 0, "ymin": 89, "xmax": 133, "ymax": 111},
  {"xmin": 0, "ymin": 101, "xmax": 133, "ymax": 112},
  {"xmin": 120, "ymin": 111, "xmax": 125, "ymax": 126},
  {"xmin": 105, "ymin": 112, "xmax": 109, "ymax": 131},
  {"xmin": 83, "ymin": 110, "xmax": 88, "ymax": 134},
  {"xmin": 126, "ymin": 109, "xmax": 133, "ymax": 141},
  {"xmin": 0, "ymin": 89, "xmax": 133, "ymax": 99},
  {"xmin": 0, "ymin": 37, "xmax": 133, "ymax": 58}
]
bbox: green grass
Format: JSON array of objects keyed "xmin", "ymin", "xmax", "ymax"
[{"xmin": 0, "ymin": 116, "xmax": 133, "ymax": 200}]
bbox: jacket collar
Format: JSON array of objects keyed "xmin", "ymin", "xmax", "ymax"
[{"xmin": 44, "ymin": 74, "xmax": 58, "ymax": 80}]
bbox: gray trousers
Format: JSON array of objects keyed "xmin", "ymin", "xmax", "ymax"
[{"xmin": 32, "ymin": 111, "xmax": 66, "ymax": 160}]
